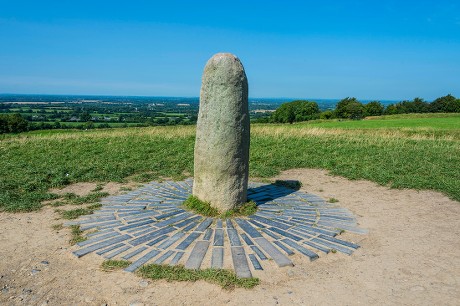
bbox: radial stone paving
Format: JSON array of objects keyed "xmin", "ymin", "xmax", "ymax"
[{"xmin": 66, "ymin": 179, "xmax": 367, "ymax": 278}]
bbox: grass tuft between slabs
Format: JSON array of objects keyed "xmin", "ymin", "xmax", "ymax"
[
  {"xmin": 101, "ymin": 260, "xmax": 132, "ymax": 271},
  {"xmin": 183, "ymin": 195, "xmax": 257, "ymax": 218},
  {"xmin": 69, "ymin": 225, "xmax": 86, "ymax": 245},
  {"xmin": 58, "ymin": 203, "xmax": 102, "ymax": 219},
  {"xmin": 137, "ymin": 264, "xmax": 259, "ymax": 290}
]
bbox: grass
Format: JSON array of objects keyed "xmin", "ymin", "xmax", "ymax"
[
  {"xmin": 328, "ymin": 198, "xmax": 339, "ymax": 203},
  {"xmin": 51, "ymin": 223, "xmax": 63, "ymax": 231},
  {"xmin": 137, "ymin": 264, "xmax": 259, "ymax": 290},
  {"xmin": 69, "ymin": 225, "xmax": 86, "ymax": 245},
  {"xmin": 183, "ymin": 195, "xmax": 257, "ymax": 218},
  {"xmin": 300, "ymin": 113, "xmax": 460, "ymax": 130},
  {"xmin": 65, "ymin": 192, "xmax": 109, "ymax": 205},
  {"xmin": 222, "ymin": 201, "xmax": 258, "ymax": 218},
  {"xmin": 183, "ymin": 195, "xmax": 219, "ymax": 216},
  {"xmin": 101, "ymin": 260, "xmax": 132, "ymax": 271},
  {"xmin": 1, "ymin": 114, "xmax": 459, "ymax": 212},
  {"xmin": 49, "ymin": 191, "xmax": 109, "ymax": 208},
  {"xmin": 274, "ymin": 179, "xmax": 302, "ymax": 190},
  {"xmin": 59, "ymin": 203, "xmax": 102, "ymax": 219}
]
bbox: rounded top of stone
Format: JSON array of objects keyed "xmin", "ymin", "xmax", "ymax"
[
  {"xmin": 211, "ymin": 52, "xmax": 238, "ymax": 60},
  {"xmin": 204, "ymin": 53, "xmax": 245, "ymax": 77},
  {"xmin": 207, "ymin": 53, "xmax": 242, "ymax": 66}
]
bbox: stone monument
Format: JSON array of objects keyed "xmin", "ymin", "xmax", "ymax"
[{"xmin": 193, "ymin": 53, "xmax": 250, "ymax": 212}]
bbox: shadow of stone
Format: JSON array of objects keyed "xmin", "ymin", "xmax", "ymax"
[
  {"xmin": 247, "ymin": 180, "xmax": 302, "ymax": 206},
  {"xmin": 273, "ymin": 180, "xmax": 302, "ymax": 191}
]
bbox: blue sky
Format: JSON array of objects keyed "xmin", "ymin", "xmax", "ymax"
[{"xmin": 0, "ymin": 0, "xmax": 459, "ymax": 100}]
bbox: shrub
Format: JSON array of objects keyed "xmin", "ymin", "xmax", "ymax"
[
  {"xmin": 0, "ymin": 113, "xmax": 29, "ymax": 134},
  {"xmin": 430, "ymin": 94, "xmax": 460, "ymax": 113},
  {"xmin": 364, "ymin": 101, "xmax": 384, "ymax": 116},
  {"xmin": 271, "ymin": 100, "xmax": 320, "ymax": 123},
  {"xmin": 335, "ymin": 97, "xmax": 365, "ymax": 120}
]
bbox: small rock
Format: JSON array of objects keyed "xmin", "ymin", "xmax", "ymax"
[
  {"xmin": 41, "ymin": 261, "xmax": 49, "ymax": 265},
  {"xmin": 410, "ymin": 285, "xmax": 425, "ymax": 291},
  {"xmin": 129, "ymin": 302, "xmax": 144, "ymax": 306},
  {"xmin": 2, "ymin": 287, "xmax": 9, "ymax": 294},
  {"xmin": 31, "ymin": 269, "xmax": 41, "ymax": 275},
  {"xmin": 139, "ymin": 280, "xmax": 149, "ymax": 288},
  {"xmin": 22, "ymin": 288, "xmax": 33, "ymax": 294}
]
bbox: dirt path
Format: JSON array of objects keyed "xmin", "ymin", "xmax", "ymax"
[{"xmin": 1, "ymin": 169, "xmax": 459, "ymax": 305}]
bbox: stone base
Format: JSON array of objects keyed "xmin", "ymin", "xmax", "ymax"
[{"xmin": 66, "ymin": 179, "xmax": 367, "ymax": 278}]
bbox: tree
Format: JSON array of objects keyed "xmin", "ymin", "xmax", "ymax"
[
  {"xmin": 271, "ymin": 100, "xmax": 320, "ymax": 123},
  {"xmin": 411, "ymin": 97, "xmax": 429, "ymax": 113},
  {"xmin": 0, "ymin": 115, "xmax": 8, "ymax": 134},
  {"xmin": 335, "ymin": 97, "xmax": 365, "ymax": 119},
  {"xmin": 384, "ymin": 104, "xmax": 398, "ymax": 115},
  {"xmin": 320, "ymin": 110, "xmax": 335, "ymax": 119},
  {"xmin": 0, "ymin": 113, "xmax": 29, "ymax": 134},
  {"xmin": 430, "ymin": 94, "xmax": 460, "ymax": 113},
  {"xmin": 83, "ymin": 121, "xmax": 95, "ymax": 129},
  {"xmin": 9, "ymin": 114, "xmax": 29, "ymax": 132},
  {"xmin": 364, "ymin": 101, "xmax": 384, "ymax": 116},
  {"xmin": 80, "ymin": 111, "xmax": 91, "ymax": 122}
]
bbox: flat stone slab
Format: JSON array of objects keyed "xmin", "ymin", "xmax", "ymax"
[
  {"xmin": 231, "ymin": 247, "xmax": 252, "ymax": 278},
  {"xmin": 185, "ymin": 241, "xmax": 210, "ymax": 269},
  {"xmin": 67, "ymin": 180, "xmax": 366, "ymax": 277}
]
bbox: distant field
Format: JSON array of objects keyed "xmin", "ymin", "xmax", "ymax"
[
  {"xmin": 1, "ymin": 113, "xmax": 459, "ymax": 212},
  {"xmin": 56, "ymin": 121, "xmax": 140, "ymax": 127},
  {"xmin": 299, "ymin": 113, "xmax": 460, "ymax": 130}
]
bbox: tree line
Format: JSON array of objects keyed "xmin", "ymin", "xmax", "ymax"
[{"xmin": 260, "ymin": 94, "xmax": 460, "ymax": 124}]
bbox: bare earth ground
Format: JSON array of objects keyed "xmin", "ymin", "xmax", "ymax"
[{"xmin": 1, "ymin": 169, "xmax": 459, "ymax": 305}]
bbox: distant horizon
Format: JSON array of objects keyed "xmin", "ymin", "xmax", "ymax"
[{"xmin": 1, "ymin": 92, "xmax": 441, "ymax": 103}]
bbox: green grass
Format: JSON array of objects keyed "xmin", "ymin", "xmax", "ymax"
[
  {"xmin": 274, "ymin": 179, "xmax": 302, "ymax": 190},
  {"xmin": 69, "ymin": 225, "xmax": 86, "ymax": 245},
  {"xmin": 0, "ymin": 127, "xmax": 195, "ymax": 212},
  {"xmin": 183, "ymin": 195, "xmax": 219, "ymax": 216},
  {"xmin": 101, "ymin": 260, "xmax": 132, "ymax": 271},
  {"xmin": 1, "ymin": 114, "xmax": 459, "ymax": 212},
  {"xmin": 303, "ymin": 113, "xmax": 460, "ymax": 130},
  {"xmin": 65, "ymin": 192, "xmax": 109, "ymax": 205},
  {"xmin": 183, "ymin": 195, "xmax": 258, "ymax": 218},
  {"xmin": 59, "ymin": 203, "xmax": 102, "ymax": 219},
  {"xmin": 221, "ymin": 201, "xmax": 258, "ymax": 218},
  {"xmin": 137, "ymin": 264, "xmax": 259, "ymax": 290}
]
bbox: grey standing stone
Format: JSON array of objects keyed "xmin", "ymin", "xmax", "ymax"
[{"xmin": 193, "ymin": 53, "xmax": 250, "ymax": 211}]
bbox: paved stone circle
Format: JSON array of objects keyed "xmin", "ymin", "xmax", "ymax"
[{"xmin": 66, "ymin": 179, "xmax": 367, "ymax": 278}]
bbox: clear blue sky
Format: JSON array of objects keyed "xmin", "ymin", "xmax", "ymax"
[{"xmin": 1, "ymin": 0, "xmax": 459, "ymax": 100}]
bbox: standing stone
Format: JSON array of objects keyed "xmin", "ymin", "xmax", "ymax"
[{"xmin": 193, "ymin": 53, "xmax": 250, "ymax": 212}]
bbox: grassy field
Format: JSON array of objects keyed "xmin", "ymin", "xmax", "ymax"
[
  {"xmin": 1, "ymin": 114, "xmax": 459, "ymax": 212},
  {"xmin": 299, "ymin": 113, "xmax": 460, "ymax": 130}
]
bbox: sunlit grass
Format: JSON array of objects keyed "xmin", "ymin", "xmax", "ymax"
[
  {"xmin": 137, "ymin": 264, "xmax": 259, "ymax": 290},
  {"xmin": 1, "ymin": 114, "xmax": 459, "ymax": 212}
]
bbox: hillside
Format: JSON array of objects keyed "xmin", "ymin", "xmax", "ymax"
[{"xmin": 1, "ymin": 113, "xmax": 459, "ymax": 212}]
